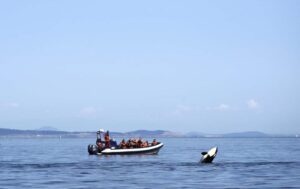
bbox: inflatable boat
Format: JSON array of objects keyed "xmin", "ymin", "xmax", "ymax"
[
  {"xmin": 88, "ymin": 142, "xmax": 164, "ymax": 155},
  {"xmin": 88, "ymin": 129, "xmax": 164, "ymax": 155}
]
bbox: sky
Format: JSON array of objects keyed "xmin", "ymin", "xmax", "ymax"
[{"xmin": 0, "ymin": 0, "xmax": 299, "ymax": 134}]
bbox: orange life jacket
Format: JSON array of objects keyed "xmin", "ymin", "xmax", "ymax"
[
  {"xmin": 104, "ymin": 134, "xmax": 110, "ymax": 147},
  {"xmin": 105, "ymin": 134, "xmax": 109, "ymax": 141}
]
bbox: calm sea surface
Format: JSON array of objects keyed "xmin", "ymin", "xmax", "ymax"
[{"xmin": 0, "ymin": 137, "xmax": 299, "ymax": 188}]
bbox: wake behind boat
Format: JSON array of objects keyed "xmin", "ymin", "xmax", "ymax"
[{"xmin": 88, "ymin": 129, "xmax": 164, "ymax": 155}]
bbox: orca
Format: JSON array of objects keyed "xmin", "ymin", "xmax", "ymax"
[{"xmin": 200, "ymin": 147, "xmax": 218, "ymax": 163}]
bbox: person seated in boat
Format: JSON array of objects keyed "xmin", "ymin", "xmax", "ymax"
[
  {"xmin": 104, "ymin": 131, "xmax": 110, "ymax": 148},
  {"xmin": 126, "ymin": 139, "xmax": 132, "ymax": 148},
  {"xmin": 137, "ymin": 138, "xmax": 143, "ymax": 148},
  {"xmin": 96, "ymin": 138, "xmax": 102, "ymax": 148},
  {"xmin": 152, "ymin": 139, "xmax": 158, "ymax": 146},
  {"xmin": 135, "ymin": 138, "xmax": 139, "ymax": 147},
  {"xmin": 143, "ymin": 140, "xmax": 149, "ymax": 147},
  {"xmin": 130, "ymin": 138, "xmax": 137, "ymax": 148},
  {"xmin": 119, "ymin": 139, "xmax": 126, "ymax": 149}
]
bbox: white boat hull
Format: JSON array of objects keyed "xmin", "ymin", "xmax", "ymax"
[{"xmin": 100, "ymin": 143, "xmax": 164, "ymax": 155}]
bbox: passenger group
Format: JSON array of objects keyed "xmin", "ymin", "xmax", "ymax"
[
  {"xmin": 101, "ymin": 130, "xmax": 159, "ymax": 149},
  {"xmin": 119, "ymin": 138, "xmax": 158, "ymax": 149}
]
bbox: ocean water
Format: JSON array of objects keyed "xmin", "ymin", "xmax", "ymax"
[{"xmin": 0, "ymin": 137, "xmax": 299, "ymax": 188}]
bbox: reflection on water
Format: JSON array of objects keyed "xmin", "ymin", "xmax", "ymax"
[{"xmin": 0, "ymin": 138, "xmax": 299, "ymax": 188}]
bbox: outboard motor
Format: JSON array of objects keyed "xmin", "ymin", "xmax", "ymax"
[
  {"xmin": 88, "ymin": 144, "xmax": 98, "ymax": 155},
  {"xmin": 200, "ymin": 147, "xmax": 218, "ymax": 163}
]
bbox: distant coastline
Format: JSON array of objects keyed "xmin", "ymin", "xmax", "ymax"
[{"xmin": 0, "ymin": 128, "xmax": 298, "ymax": 138}]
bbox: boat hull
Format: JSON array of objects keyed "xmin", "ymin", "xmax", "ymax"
[
  {"xmin": 88, "ymin": 143, "xmax": 164, "ymax": 155},
  {"xmin": 99, "ymin": 143, "xmax": 164, "ymax": 155}
]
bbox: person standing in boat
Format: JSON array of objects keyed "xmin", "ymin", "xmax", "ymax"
[{"xmin": 104, "ymin": 131, "xmax": 110, "ymax": 148}]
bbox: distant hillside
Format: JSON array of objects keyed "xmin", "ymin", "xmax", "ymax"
[
  {"xmin": 182, "ymin": 131, "xmax": 270, "ymax": 138},
  {"xmin": 36, "ymin": 126, "xmax": 58, "ymax": 131},
  {"xmin": 0, "ymin": 128, "xmax": 295, "ymax": 138},
  {"xmin": 222, "ymin": 131, "xmax": 269, "ymax": 138},
  {"xmin": 126, "ymin": 130, "xmax": 166, "ymax": 136},
  {"xmin": 0, "ymin": 128, "xmax": 183, "ymax": 138},
  {"xmin": 0, "ymin": 128, "xmax": 178, "ymax": 138},
  {"xmin": 185, "ymin": 131, "xmax": 206, "ymax": 137},
  {"xmin": 122, "ymin": 130, "xmax": 181, "ymax": 137},
  {"xmin": 0, "ymin": 128, "xmax": 68, "ymax": 136}
]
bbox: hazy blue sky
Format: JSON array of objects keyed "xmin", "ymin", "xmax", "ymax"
[{"xmin": 0, "ymin": 1, "xmax": 299, "ymax": 134}]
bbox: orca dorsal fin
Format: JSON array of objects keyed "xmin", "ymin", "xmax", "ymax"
[{"xmin": 201, "ymin": 152, "xmax": 207, "ymax": 155}]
